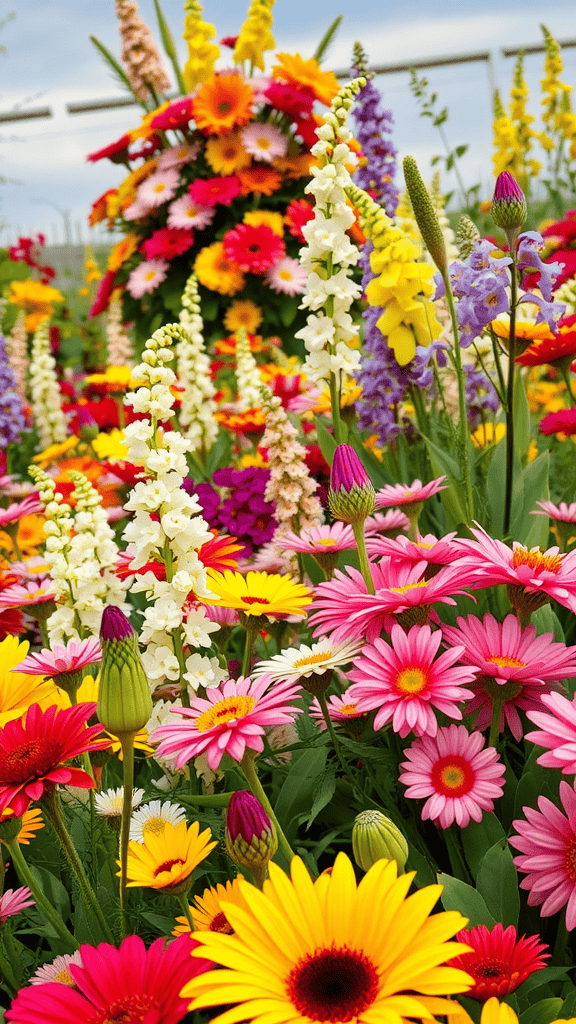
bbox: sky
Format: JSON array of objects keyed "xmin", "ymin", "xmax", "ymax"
[{"xmin": 1, "ymin": 0, "xmax": 576, "ymax": 246}]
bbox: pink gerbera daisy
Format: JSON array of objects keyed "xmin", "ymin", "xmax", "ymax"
[
  {"xmin": 14, "ymin": 637, "xmax": 102, "ymax": 677},
  {"xmin": 141, "ymin": 227, "xmax": 194, "ymax": 260},
  {"xmin": 366, "ymin": 531, "xmax": 460, "ymax": 569},
  {"xmin": 364, "ymin": 509, "xmax": 410, "ymax": 537},
  {"xmin": 127, "ymin": 258, "xmax": 168, "ymax": 299},
  {"xmin": 223, "ymin": 224, "xmax": 285, "ymax": 275},
  {"xmin": 241, "ymin": 122, "xmax": 288, "ymax": 162},
  {"xmin": 189, "ymin": 175, "xmax": 241, "ymax": 208},
  {"xmin": 399, "ymin": 724, "xmax": 506, "ymax": 828},
  {"xmin": 0, "ymin": 886, "xmax": 34, "ymax": 924},
  {"xmin": 441, "ymin": 613, "xmax": 576, "ymax": 740},
  {"xmin": 265, "ymin": 256, "xmax": 308, "ymax": 295},
  {"xmin": 308, "ymin": 562, "xmax": 474, "ymax": 643},
  {"xmin": 525, "ymin": 691, "xmax": 576, "ymax": 774},
  {"xmin": 374, "ymin": 476, "xmax": 447, "ymax": 510},
  {"xmin": 0, "ymin": 494, "xmax": 42, "ymax": 527},
  {"xmin": 136, "ymin": 167, "xmax": 180, "ymax": 208},
  {"xmin": 309, "ymin": 692, "xmax": 370, "ymax": 734},
  {"xmin": 532, "ymin": 500, "xmax": 576, "ymax": 523},
  {"xmin": 30, "ymin": 951, "xmax": 84, "ymax": 987},
  {"xmin": 167, "ymin": 194, "xmax": 214, "ymax": 230},
  {"xmin": 454, "ymin": 523, "xmax": 576, "ymax": 617},
  {"xmin": 510, "ymin": 780, "xmax": 576, "ymax": 929},
  {"xmin": 5, "ymin": 933, "xmax": 212, "ymax": 1024},
  {"xmin": 279, "ymin": 522, "xmax": 355, "ymax": 560},
  {"xmin": 347, "ymin": 623, "xmax": 476, "ymax": 738},
  {"xmin": 151, "ymin": 675, "xmax": 303, "ymax": 771},
  {"xmin": 0, "ymin": 580, "xmax": 55, "ymax": 610},
  {"xmin": 157, "ymin": 141, "xmax": 200, "ymax": 169}
]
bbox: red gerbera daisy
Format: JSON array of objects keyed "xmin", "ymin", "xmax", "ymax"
[
  {"xmin": 223, "ymin": 224, "xmax": 285, "ymax": 275},
  {"xmin": 141, "ymin": 227, "xmax": 195, "ymax": 260},
  {"xmin": 86, "ymin": 133, "xmax": 131, "ymax": 164},
  {"xmin": 189, "ymin": 175, "xmax": 241, "ymax": 208},
  {"xmin": 264, "ymin": 81, "xmax": 314, "ymax": 119},
  {"xmin": 150, "ymin": 96, "xmax": 194, "ymax": 131},
  {"xmin": 540, "ymin": 407, "xmax": 576, "ymax": 435},
  {"xmin": 285, "ymin": 199, "xmax": 315, "ymax": 243},
  {"xmin": 446, "ymin": 923, "xmax": 549, "ymax": 1001},
  {"xmin": 517, "ymin": 313, "xmax": 576, "ymax": 367},
  {"xmin": 0, "ymin": 703, "xmax": 109, "ymax": 816}
]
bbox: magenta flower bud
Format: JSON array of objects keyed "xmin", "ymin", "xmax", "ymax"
[
  {"xmin": 328, "ymin": 444, "xmax": 375, "ymax": 525},
  {"xmin": 98, "ymin": 606, "xmax": 152, "ymax": 736},
  {"xmin": 76, "ymin": 406, "xmax": 99, "ymax": 443},
  {"xmin": 100, "ymin": 605, "xmax": 135, "ymax": 641},
  {"xmin": 491, "ymin": 172, "xmax": 527, "ymax": 231},
  {"xmin": 225, "ymin": 790, "xmax": 278, "ymax": 871}
]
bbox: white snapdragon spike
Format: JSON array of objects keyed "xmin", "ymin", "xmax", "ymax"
[
  {"xmin": 106, "ymin": 295, "xmax": 134, "ymax": 366},
  {"xmin": 122, "ymin": 323, "xmax": 219, "ymax": 694},
  {"xmin": 235, "ymin": 327, "xmax": 262, "ymax": 411},
  {"xmin": 29, "ymin": 321, "xmax": 66, "ymax": 448},
  {"xmin": 259, "ymin": 383, "xmax": 322, "ymax": 538},
  {"xmin": 176, "ymin": 271, "xmax": 218, "ymax": 451},
  {"xmin": 295, "ymin": 78, "xmax": 366, "ymax": 387},
  {"xmin": 7, "ymin": 310, "xmax": 27, "ymax": 398}
]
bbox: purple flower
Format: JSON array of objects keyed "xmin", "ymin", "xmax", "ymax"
[
  {"xmin": 352, "ymin": 78, "xmax": 398, "ymax": 217},
  {"xmin": 517, "ymin": 231, "xmax": 563, "ymax": 301},
  {"xmin": 0, "ymin": 335, "xmax": 26, "ymax": 447},
  {"xmin": 192, "ymin": 467, "xmax": 277, "ymax": 557},
  {"xmin": 464, "ymin": 365, "xmax": 500, "ymax": 430}
]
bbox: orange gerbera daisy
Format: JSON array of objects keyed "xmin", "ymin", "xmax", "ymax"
[
  {"xmin": 215, "ymin": 408, "xmax": 267, "ymax": 434},
  {"xmin": 205, "ymin": 132, "xmax": 251, "ymax": 175},
  {"xmin": 195, "ymin": 242, "xmax": 245, "ymax": 296},
  {"xmin": 223, "ymin": 300, "xmax": 264, "ymax": 334},
  {"xmin": 272, "ymin": 53, "xmax": 340, "ymax": 105},
  {"xmin": 107, "ymin": 235, "xmax": 141, "ymax": 273},
  {"xmin": 192, "ymin": 74, "xmax": 254, "ymax": 135},
  {"xmin": 273, "ymin": 152, "xmax": 315, "ymax": 179},
  {"xmin": 237, "ymin": 166, "xmax": 281, "ymax": 196}
]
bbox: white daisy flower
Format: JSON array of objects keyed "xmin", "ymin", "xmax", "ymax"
[
  {"xmin": 251, "ymin": 638, "xmax": 365, "ymax": 683},
  {"xmin": 31, "ymin": 951, "xmax": 84, "ymax": 986},
  {"xmin": 94, "ymin": 787, "xmax": 145, "ymax": 818},
  {"xmin": 129, "ymin": 800, "xmax": 186, "ymax": 843}
]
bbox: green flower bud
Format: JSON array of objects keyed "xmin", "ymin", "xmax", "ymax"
[
  {"xmin": 225, "ymin": 790, "xmax": 278, "ymax": 871},
  {"xmin": 97, "ymin": 606, "xmax": 152, "ymax": 737},
  {"xmin": 0, "ymin": 815, "xmax": 23, "ymax": 844},
  {"xmin": 403, "ymin": 156, "xmax": 447, "ymax": 273},
  {"xmin": 328, "ymin": 444, "xmax": 375, "ymax": 526},
  {"xmin": 491, "ymin": 172, "xmax": 527, "ymax": 232},
  {"xmin": 352, "ymin": 810, "xmax": 409, "ymax": 874}
]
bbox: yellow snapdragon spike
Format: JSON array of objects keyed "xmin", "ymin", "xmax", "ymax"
[
  {"xmin": 182, "ymin": 0, "xmax": 219, "ymax": 91},
  {"xmin": 233, "ymin": 0, "xmax": 275, "ymax": 72}
]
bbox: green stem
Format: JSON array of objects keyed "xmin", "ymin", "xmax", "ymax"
[
  {"xmin": 41, "ymin": 790, "xmax": 114, "ymax": 943},
  {"xmin": 6, "ymin": 838, "xmax": 79, "ymax": 950},
  {"xmin": 2, "ymin": 925, "xmax": 19, "ymax": 989},
  {"xmin": 488, "ymin": 699, "xmax": 504, "ymax": 748},
  {"xmin": 176, "ymin": 893, "xmax": 196, "ymax": 932},
  {"xmin": 442, "ymin": 269, "xmax": 474, "ymax": 523},
  {"xmin": 329, "ymin": 371, "xmax": 343, "ymax": 446},
  {"xmin": 241, "ymin": 623, "xmax": 258, "ymax": 677},
  {"xmin": 490, "ymin": 329, "xmax": 508, "ymax": 398},
  {"xmin": 119, "ymin": 732, "xmax": 136, "ymax": 939},
  {"xmin": 503, "ymin": 257, "xmax": 518, "ymax": 539},
  {"xmin": 177, "ymin": 792, "xmax": 233, "ymax": 809},
  {"xmin": 443, "ymin": 826, "xmax": 470, "ymax": 882},
  {"xmin": 240, "ymin": 751, "xmax": 295, "ymax": 864},
  {"xmin": 561, "ymin": 364, "xmax": 576, "ymax": 408},
  {"xmin": 0, "ymin": 939, "xmax": 16, "ymax": 997},
  {"xmin": 317, "ymin": 691, "xmax": 358, "ymax": 795},
  {"xmin": 352, "ymin": 522, "xmax": 374, "ymax": 594},
  {"xmin": 553, "ymin": 917, "xmax": 569, "ymax": 966},
  {"xmin": 432, "ymin": 356, "xmax": 457, "ymax": 445}
]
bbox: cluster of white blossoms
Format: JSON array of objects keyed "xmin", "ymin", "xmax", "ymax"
[
  {"xmin": 175, "ymin": 271, "xmax": 218, "ymax": 451},
  {"xmin": 29, "ymin": 321, "xmax": 67, "ymax": 449},
  {"xmin": 234, "ymin": 328, "xmax": 262, "ymax": 411},
  {"xmin": 29, "ymin": 467, "xmax": 128, "ymax": 644},
  {"xmin": 106, "ymin": 295, "xmax": 134, "ymax": 366},
  {"xmin": 295, "ymin": 78, "xmax": 366, "ymax": 386},
  {"xmin": 122, "ymin": 324, "xmax": 220, "ymax": 692}
]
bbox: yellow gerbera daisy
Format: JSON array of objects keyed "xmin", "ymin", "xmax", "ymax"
[
  {"xmin": 173, "ymin": 878, "xmax": 249, "ymax": 936},
  {"xmin": 0, "ymin": 807, "xmax": 44, "ymax": 845},
  {"xmin": 32, "ymin": 436, "xmax": 79, "ymax": 467},
  {"xmin": 195, "ymin": 242, "xmax": 246, "ymax": 296},
  {"xmin": 243, "ymin": 210, "xmax": 284, "ymax": 237},
  {"xmin": 91, "ymin": 429, "xmax": 129, "ymax": 461},
  {"xmin": 122, "ymin": 819, "xmax": 217, "ymax": 891},
  {"xmin": 85, "ymin": 366, "xmax": 135, "ymax": 392},
  {"xmin": 205, "ymin": 132, "xmax": 251, "ymax": 175},
  {"xmin": 184, "ymin": 853, "xmax": 473, "ymax": 1024},
  {"xmin": 0, "ymin": 636, "xmax": 60, "ymax": 727},
  {"xmin": 203, "ymin": 570, "xmax": 312, "ymax": 619},
  {"xmin": 223, "ymin": 300, "xmax": 263, "ymax": 334}
]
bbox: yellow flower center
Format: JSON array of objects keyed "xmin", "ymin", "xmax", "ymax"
[
  {"xmin": 414, "ymin": 542, "xmax": 434, "ymax": 550},
  {"xmin": 511, "ymin": 547, "xmax": 562, "ymax": 573},
  {"xmin": 317, "ymin": 538, "xmax": 336, "ymax": 546},
  {"xmin": 145, "ymin": 271, "xmax": 156, "ymax": 282},
  {"xmin": 439, "ymin": 764, "xmax": 466, "ymax": 788},
  {"xmin": 487, "ymin": 655, "xmax": 528, "ymax": 668},
  {"xmin": 196, "ymin": 694, "xmax": 256, "ymax": 732},
  {"xmin": 142, "ymin": 816, "xmax": 168, "ymax": 838},
  {"xmin": 293, "ymin": 652, "xmax": 330, "ymax": 668},
  {"xmin": 153, "ymin": 182, "xmax": 166, "ymax": 193},
  {"xmin": 389, "ymin": 581, "xmax": 427, "ymax": 593},
  {"xmin": 257, "ymin": 137, "xmax": 271, "ymax": 149},
  {"xmin": 53, "ymin": 968, "xmax": 75, "ymax": 986},
  {"xmin": 396, "ymin": 667, "xmax": 427, "ymax": 694},
  {"xmin": 279, "ymin": 270, "xmax": 293, "ymax": 281},
  {"xmin": 340, "ymin": 702, "xmax": 359, "ymax": 715}
]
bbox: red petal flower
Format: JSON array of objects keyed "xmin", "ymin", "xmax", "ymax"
[
  {"xmin": 446, "ymin": 923, "xmax": 549, "ymax": 1001},
  {"xmin": 223, "ymin": 223, "xmax": 285, "ymax": 274}
]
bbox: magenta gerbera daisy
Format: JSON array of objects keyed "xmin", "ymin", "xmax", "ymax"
[
  {"xmin": 347, "ymin": 623, "xmax": 476, "ymax": 738},
  {"xmin": 446, "ymin": 923, "xmax": 549, "ymax": 1001},
  {"xmin": 189, "ymin": 175, "xmax": 241, "ymax": 208},
  {"xmin": 0, "ymin": 494, "xmax": 42, "ymax": 528},
  {"xmin": 223, "ymin": 223, "xmax": 285, "ymax": 275},
  {"xmin": 399, "ymin": 724, "xmax": 506, "ymax": 829},
  {"xmin": 510, "ymin": 780, "xmax": 576, "ymax": 929},
  {"xmin": 366, "ymin": 531, "xmax": 460, "ymax": 569},
  {"xmin": 374, "ymin": 476, "xmax": 447, "ymax": 510},
  {"xmin": 0, "ymin": 580, "xmax": 55, "ymax": 610},
  {"xmin": 151, "ymin": 675, "xmax": 303, "ymax": 771},
  {"xmin": 5, "ymin": 933, "xmax": 212, "ymax": 1024},
  {"xmin": 14, "ymin": 637, "xmax": 102, "ymax": 677},
  {"xmin": 141, "ymin": 227, "xmax": 194, "ymax": 260},
  {"xmin": 525, "ymin": 691, "xmax": 576, "ymax": 774}
]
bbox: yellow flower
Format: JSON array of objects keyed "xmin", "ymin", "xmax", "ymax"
[
  {"xmin": 0, "ymin": 637, "xmax": 61, "ymax": 728},
  {"xmin": 243, "ymin": 210, "xmax": 284, "ymax": 237},
  {"xmin": 85, "ymin": 365, "xmax": 135, "ymax": 392},
  {"xmin": 0, "ymin": 807, "xmax": 44, "ymax": 845},
  {"xmin": 183, "ymin": 853, "xmax": 473, "ymax": 1024},
  {"xmin": 116, "ymin": 159, "xmax": 157, "ymax": 209},
  {"xmin": 233, "ymin": 0, "xmax": 275, "ymax": 71},
  {"xmin": 122, "ymin": 819, "xmax": 217, "ymax": 891},
  {"xmin": 471, "ymin": 422, "xmax": 506, "ymax": 449},
  {"xmin": 32, "ymin": 436, "xmax": 79, "ymax": 467},
  {"xmin": 223, "ymin": 300, "xmax": 263, "ymax": 334},
  {"xmin": 205, "ymin": 132, "xmax": 251, "ymax": 176},
  {"xmin": 182, "ymin": 0, "xmax": 220, "ymax": 91},
  {"xmin": 173, "ymin": 878, "xmax": 249, "ymax": 936},
  {"xmin": 203, "ymin": 569, "xmax": 312, "ymax": 619},
  {"xmin": 107, "ymin": 235, "xmax": 141, "ymax": 273},
  {"xmin": 272, "ymin": 52, "xmax": 339, "ymax": 106},
  {"xmin": 8, "ymin": 280, "xmax": 65, "ymax": 333},
  {"xmin": 195, "ymin": 242, "xmax": 245, "ymax": 296},
  {"xmin": 91, "ymin": 429, "xmax": 129, "ymax": 462}
]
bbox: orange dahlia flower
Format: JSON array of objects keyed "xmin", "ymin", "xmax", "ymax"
[{"xmin": 192, "ymin": 74, "xmax": 254, "ymax": 135}]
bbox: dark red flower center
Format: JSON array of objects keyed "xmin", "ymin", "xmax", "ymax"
[
  {"xmin": 153, "ymin": 857, "xmax": 185, "ymax": 877},
  {"xmin": 242, "ymin": 596, "xmax": 270, "ymax": 605},
  {"xmin": 210, "ymin": 910, "xmax": 234, "ymax": 934},
  {"xmin": 473, "ymin": 958, "xmax": 508, "ymax": 979},
  {"xmin": 286, "ymin": 944, "xmax": 379, "ymax": 1023},
  {"xmin": 0, "ymin": 740, "xmax": 56, "ymax": 784}
]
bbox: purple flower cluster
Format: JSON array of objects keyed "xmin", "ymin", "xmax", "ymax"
[
  {"xmin": 464, "ymin": 364, "xmax": 500, "ymax": 430},
  {"xmin": 352, "ymin": 78, "xmax": 398, "ymax": 217},
  {"xmin": 191, "ymin": 466, "xmax": 277, "ymax": 558},
  {"xmin": 0, "ymin": 335, "xmax": 25, "ymax": 447}
]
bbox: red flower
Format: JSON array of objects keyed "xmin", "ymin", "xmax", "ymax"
[
  {"xmin": 264, "ymin": 80, "xmax": 314, "ymax": 119},
  {"xmin": 0, "ymin": 575, "xmax": 24, "ymax": 640},
  {"xmin": 131, "ymin": 133, "xmax": 162, "ymax": 160},
  {"xmin": 285, "ymin": 199, "xmax": 315, "ymax": 243},
  {"xmin": 89, "ymin": 270, "xmax": 117, "ymax": 318},
  {"xmin": 86, "ymin": 133, "xmax": 132, "ymax": 164},
  {"xmin": 150, "ymin": 97, "xmax": 195, "ymax": 131},
  {"xmin": 447, "ymin": 923, "xmax": 549, "ymax": 1001},
  {"xmin": 517, "ymin": 313, "xmax": 576, "ymax": 366},
  {"xmin": 88, "ymin": 189, "xmax": 116, "ymax": 227},
  {"xmin": 0, "ymin": 703, "xmax": 109, "ymax": 816},
  {"xmin": 540, "ymin": 407, "xmax": 576, "ymax": 435},
  {"xmin": 293, "ymin": 113, "xmax": 321, "ymax": 149},
  {"xmin": 223, "ymin": 223, "xmax": 285, "ymax": 274},
  {"xmin": 197, "ymin": 533, "xmax": 242, "ymax": 573},
  {"xmin": 523, "ymin": 248, "xmax": 576, "ymax": 293},
  {"xmin": 189, "ymin": 175, "xmax": 241, "ymax": 207},
  {"xmin": 220, "ymin": 34, "xmax": 239, "ymax": 47},
  {"xmin": 542, "ymin": 211, "xmax": 576, "ymax": 244},
  {"xmin": 141, "ymin": 227, "xmax": 195, "ymax": 260}
]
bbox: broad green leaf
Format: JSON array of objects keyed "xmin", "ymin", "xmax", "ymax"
[
  {"xmin": 476, "ymin": 839, "xmax": 519, "ymax": 927},
  {"xmin": 303, "ymin": 769, "xmax": 337, "ymax": 829},
  {"xmin": 315, "ymin": 417, "xmax": 337, "ymax": 466},
  {"xmin": 520, "ymin": 998, "xmax": 563, "ymax": 1024},
  {"xmin": 438, "ymin": 873, "xmax": 496, "ymax": 927},
  {"xmin": 461, "ymin": 814, "xmax": 506, "ymax": 879},
  {"xmin": 422, "ymin": 435, "xmax": 468, "ymax": 528},
  {"xmin": 517, "ymin": 452, "xmax": 550, "ymax": 548},
  {"xmin": 513, "ymin": 368, "xmax": 531, "ymax": 463}
]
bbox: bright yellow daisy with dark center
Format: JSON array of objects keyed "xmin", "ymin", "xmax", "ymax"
[
  {"xmin": 121, "ymin": 819, "xmax": 217, "ymax": 892},
  {"xmin": 203, "ymin": 570, "xmax": 312, "ymax": 620},
  {"xmin": 173, "ymin": 878, "xmax": 249, "ymax": 937},
  {"xmin": 184, "ymin": 853, "xmax": 473, "ymax": 1024}
]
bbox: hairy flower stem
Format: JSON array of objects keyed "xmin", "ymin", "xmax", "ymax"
[
  {"xmin": 240, "ymin": 750, "xmax": 295, "ymax": 864},
  {"xmin": 352, "ymin": 522, "xmax": 375, "ymax": 594},
  {"xmin": 119, "ymin": 732, "xmax": 136, "ymax": 938},
  {"xmin": 6, "ymin": 838, "xmax": 79, "ymax": 950},
  {"xmin": 41, "ymin": 789, "xmax": 114, "ymax": 943},
  {"xmin": 504, "ymin": 258, "xmax": 519, "ymax": 538},
  {"xmin": 442, "ymin": 269, "xmax": 474, "ymax": 524}
]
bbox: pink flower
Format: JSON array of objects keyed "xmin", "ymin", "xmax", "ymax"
[
  {"xmin": 150, "ymin": 97, "xmax": 194, "ymax": 131},
  {"xmin": 241, "ymin": 122, "xmax": 288, "ymax": 162},
  {"xmin": 309, "ymin": 692, "xmax": 369, "ymax": 731},
  {"xmin": 366, "ymin": 531, "xmax": 460, "ymax": 568},
  {"xmin": 348, "ymin": 623, "xmax": 476, "ymax": 737},
  {"xmin": 399, "ymin": 724, "xmax": 506, "ymax": 828},
  {"xmin": 141, "ymin": 228, "xmax": 194, "ymax": 260},
  {"xmin": 127, "ymin": 258, "xmax": 168, "ymax": 299},
  {"xmin": 0, "ymin": 494, "xmax": 42, "ymax": 528},
  {"xmin": 14, "ymin": 637, "xmax": 102, "ymax": 677},
  {"xmin": 189, "ymin": 175, "xmax": 241, "ymax": 207},
  {"xmin": 510, "ymin": 780, "xmax": 576, "ymax": 929},
  {"xmin": 0, "ymin": 886, "xmax": 34, "ymax": 924},
  {"xmin": 157, "ymin": 142, "xmax": 200, "ymax": 169},
  {"xmin": 525, "ymin": 691, "xmax": 576, "ymax": 773},
  {"xmin": 5, "ymin": 933, "xmax": 212, "ymax": 1024},
  {"xmin": 136, "ymin": 167, "xmax": 180, "ymax": 208},
  {"xmin": 532, "ymin": 500, "xmax": 576, "ymax": 523},
  {"xmin": 374, "ymin": 476, "xmax": 447, "ymax": 510},
  {"xmin": 278, "ymin": 522, "xmax": 356, "ymax": 555},
  {"xmin": 30, "ymin": 951, "xmax": 83, "ymax": 986},
  {"xmin": 151, "ymin": 675, "xmax": 303, "ymax": 771},
  {"xmin": 265, "ymin": 256, "xmax": 308, "ymax": 295},
  {"xmin": 308, "ymin": 562, "xmax": 474, "ymax": 643},
  {"xmin": 167, "ymin": 194, "xmax": 214, "ymax": 230},
  {"xmin": 0, "ymin": 580, "xmax": 55, "ymax": 610},
  {"xmin": 539, "ymin": 408, "xmax": 576, "ymax": 436},
  {"xmin": 441, "ymin": 613, "xmax": 576, "ymax": 739},
  {"xmin": 454, "ymin": 524, "xmax": 576, "ymax": 616},
  {"xmin": 223, "ymin": 223, "xmax": 285, "ymax": 275},
  {"xmin": 364, "ymin": 509, "xmax": 410, "ymax": 537}
]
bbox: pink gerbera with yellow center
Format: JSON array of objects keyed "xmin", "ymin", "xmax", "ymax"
[
  {"xmin": 0, "ymin": 579, "xmax": 55, "ymax": 610},
  {"xmin": 347, "ymin": 624, "xmax": 476, "ymax": 738},
  {"xmin": 151, "ymin": 675, "xmax": 303, "ymax": 771},
  {"xmin": 366, "ymin": 531, "xmax": 460, "ymax": 569},
  {"xmin": 525, "ymin": 691, "xmax": 576, "ymax": 774},
  {"xmin": 14, "ymin": 637, "xmax": 102, "ymax": 678},
  {"xmin": 399, "ymin": 724, "xmax": 506, "ymax": 828},
  {"xmin": 375, "ymin": 476, "xmax": 447, "ymax": 510}
]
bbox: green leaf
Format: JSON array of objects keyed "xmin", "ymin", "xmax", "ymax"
[
  {"xmin": 89, "ymin": 36, "xmax": 143, "ymax": 105},
  {"xmin": 438, "ymin": 873, "xmax": 496, "ymax": 927},
  {"xmin": 279, "ymin": 299, "xmax": 298, "ymax": 327},
  {"xmin": 555, "ymin": 989, "xmax": 576, "ymax": 1018},
  {"xmin": 422, "ymin": 435, "xmax": 468, "ymax": 528},
  {"xmin": 315, "ymin": 417, "xmax": 336, "ymax": 467},
  {"xmin": 531, "ymin": 603, "xmax": 564, "ymax": 642},
  {"xmin": 302, "ymin": 769, "xmax": 337, "ymax": 829},
  {"xmin": 486, "ymin": 440, "xmax": 524, "ymax": 538},
  {"xmin": 30, "ymin": 866, "xmax": 70, "ymax": 925},
  {"xmin": 520, "ymin": 998, "xmax": 563, "ymax": 1024},
  {"xmin": 513, "ymin": 368, "xmax": 531, "ymax": 463},
  {"xmin": 517, "ymin": 967, "xmax": 570, "ymax": 1000},
  {"xmin": 405, "ymin": 846, "xmax": 436, "ymax": 888},
  {"xmin": 517, "ymin": 452, "xmax": 550, "ymax": 548},
  {"xmin": 313, "ymin": 15, "xmax": 342, "ymax": 62},
  {"xmin": 274, "ymin": 748, "xmax": 328, "ymax": 840},
  {"xmin": 461, "ymin": 814, "xmax": 506, "ymax": 879},
  {"xmin": 476, "ymin": 839, "xmax": 519, "ymax": 927}
]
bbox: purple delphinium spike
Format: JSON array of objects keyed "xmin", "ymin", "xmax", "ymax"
[{"xmin": 352, "ymin": 77, "xmax": 398, "ymax": 217}]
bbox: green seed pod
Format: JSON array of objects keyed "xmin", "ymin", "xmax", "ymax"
[
  {"xmin": 97, "ymin": 606, "xmax": 152, "ymax": 737},
  {"xmin": 403, "ymin": 155, "xmax": 447, "ymax": 274},
  {"xmin": 352, "ymin": 809, "xmax": 409, "ymax": 874}
]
